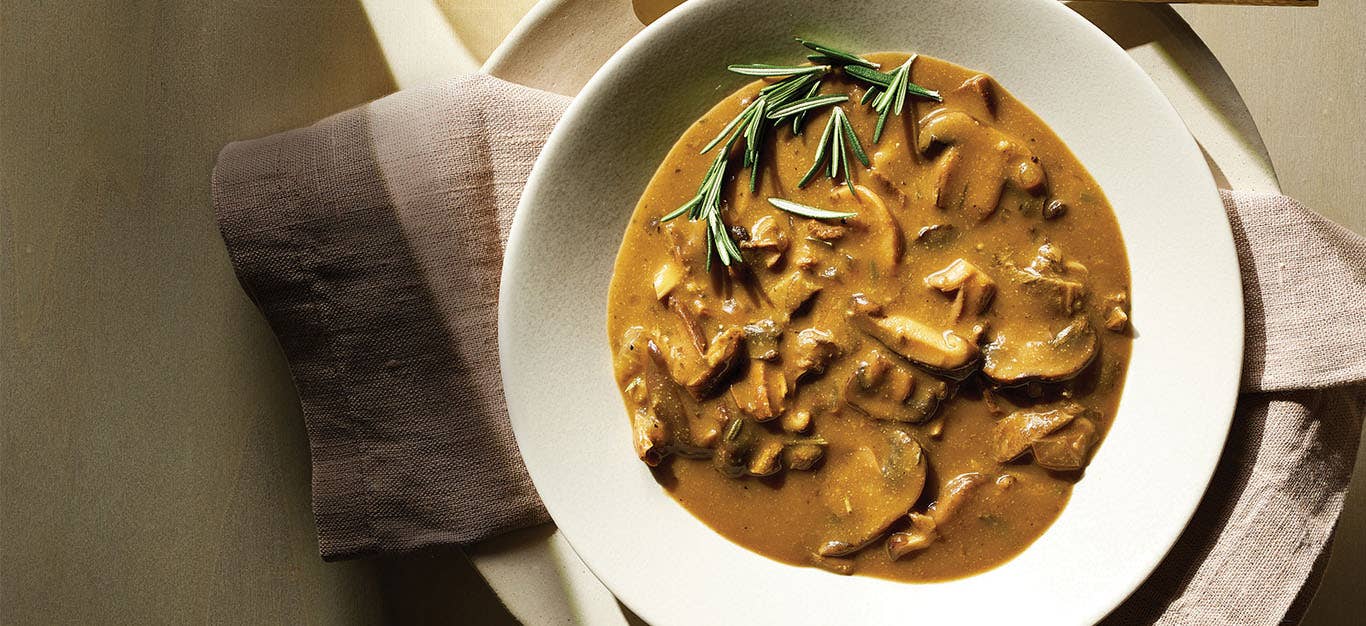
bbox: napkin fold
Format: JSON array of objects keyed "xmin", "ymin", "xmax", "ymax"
[{"xmin": 212, "ymin": 74, "xmax": 1365, "ymax": 624}]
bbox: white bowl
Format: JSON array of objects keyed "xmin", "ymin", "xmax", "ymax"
[{"xmin": 499, "ymin": 0, "xmax": 1243, "ymax": 623}]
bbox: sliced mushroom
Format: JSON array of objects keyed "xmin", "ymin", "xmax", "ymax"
[
  {"xmin": 1031, "ymin": 417, "xmax": 1098, "ymax": 471},
  {"xmin": 747, "ymin": 439, "xmax": 785, "ymax": 477},
  {"xmin": 830, "ymin": 184, "xmax": 904, "ymax": 270},
  {"xmin": 653, "ymin": 261, "xmax": 685, "ymax": 302},
  {"xmin": 792, "ymin": 327, "xmax": 841, "ymax": 380},
  {"xmin": 738, "ymin": 215, "xmax": 788, "ymax": 269},
  {"xmin": 849, "ymin": 294, "xmax": 980, "ymax": 377},
  {"xmin": 768, "ymin": 270, "xmax": 822, "ymax": 320},
  {"xmin": 886, "ymin": 513, "xmax": 939, "ymax": 560},
  {"xmin": 925, "ymin": 258, "xmax": 997, "ymax": 320},
  {"xmin": 991, "ymin": 402, "xmax": 1084, "ymax": 463},
  {"xmin": 817, "ymin": 430, "xmax": 927, "ymax": 556},
  {"xmin": 982, "ymin": 317, "xmax": 1097, "ymax": 385},
  {"xmin": 918, "ymin": 109, "xmax": 1047, "ymax": 220},
  {"xmin": 844, "ymin": 349, "xmax": 948, "ymax": 424},
  {"xmin": 661, "ymin": 326, "xmax": 745, "ymax": 397}
]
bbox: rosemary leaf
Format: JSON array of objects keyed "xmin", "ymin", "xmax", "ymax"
[
  {"xmin": 798, "ymin": 111, "xmax": 837, "ymax": 188},
  {"xmin": 701, "ymin": 99, "xmax": 757, "ymax": 154},
  {"xmin": 794, "ymin": 37, "xmax": 879, "ymax": 69},
  {"xmin": 837, "ymin": 108, "xmax": 870, "ymax": 166},
  {"xmin": 768, "ymin": 197, "xmax": 858, "ymax": 219},
  {"xmin": 766, "ymin": 94, "xmax": 849, "ymax": 119},
  {"xmin": 791, "ymin": 79, "xmax": 822, "ymax": 135},
  {"xmin": 844, "ymin": 64, "xmax": 892, "ymax": 87},
  {"xmin": 728, "ymin": 63, "xmax": 829, "ymax": 77}
]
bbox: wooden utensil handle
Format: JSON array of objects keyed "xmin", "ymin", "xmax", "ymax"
[{"xmin": 1108, "ymin": 0, "xmax": 1316, "ymax": 5}]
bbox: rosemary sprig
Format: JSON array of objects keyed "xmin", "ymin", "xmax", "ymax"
[
  {"xmin": 661, "ymin": 151, "xmax": 744, "ymax": 270},
  {"xmin": 728, "ymin": 63, "xmax": 829, "ymax": 77},
  {"xmin": 846, "ymin": 56, "xmax": 942, "ymax": 143},
  {"xmin": 797, "ymin": 106, "xmax": 868, "ymax": 192},
  {"xmin": 795, "ymin": 37, "xmax": 879, "ymax": 69},
  {"xmin": 766, "ymin": 94, "xmax": 849, "ymax": 120},
  {"xmin": 768, "ymin": 197, "xmax": 858, "ymax": 220},
  {"xmin": 791, "ymin": 79, "xmax": 823, "ymax": 135}
]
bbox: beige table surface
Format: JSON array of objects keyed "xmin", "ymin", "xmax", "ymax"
[{"xmin": 1, "ymin": 1, "xmax": 1361, "ymax": 624}]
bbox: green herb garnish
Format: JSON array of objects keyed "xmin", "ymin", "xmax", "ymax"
[
  {"xmin": 795, "ymin": 37, "xmax": 879, "ymax": 69},
  {"xmin": 661, "ymin": 151, "xmax": 743, "ymax": 269},
  {"xmin": 797, "ymin": 106, "xmax": 868, "ymax": 192},
  {"xmin": 766, "ymin": 94, "xmax": 849, "ymax": 120},
  {"xmin": 728, "ymin": 63, "xmax": 829, "ymax": 77},
  {"xmin": 846, "ymin": 56, "xmax": 942, "ymax": 143},
  {"xmin": 768, "ymin": 197, "xmax": 858, "ymax": 220}
]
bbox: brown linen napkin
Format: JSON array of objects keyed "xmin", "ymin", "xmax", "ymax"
[{"xmin": 212, "ymin": 74, "xmax": 1365, "ymax": 623}]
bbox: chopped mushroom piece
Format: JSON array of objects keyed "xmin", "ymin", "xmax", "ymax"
[
  {"xmin": 849, "ymin": 294, "xmax": 980, "ymax": 377},
  {"xmin": 991, "ymin": 402, "xmax": 1084, "ymax": 463},
  {"xmin": 729, "ymin": 359, "xmax": 787, "ymax": 421},
  {"xmin": 1031, "ymin": 417, "xmax": 1098, "ymax": 471},
  {"xmin": 953, "ymin": 74, "xmax": 997, "ymax": 119},
  {"xmin": 738, "ymin": 215, "xmax": 789, "ymax": 268},
  {"xmin": 615, "ymin": 327, "xmax": 702, "ymax": 465},
  {"xmin": 742, "ymin": 319, "xmax": 782, "ymax": 361},
  {"xmin": 818, "ymin": 431, "xmax": 927, "ymax": 557},
  {"xmin": 886, "ymin": 513, "xmax": 939, "ymax": 560},
  {"xmin": 929, "ymin": 472, "xmax": 991, "ymax": 525},
  {"xmin": 712, "ymin": 415, "xmax": 754, "ymax": 478},
  {"xmin": 1104, "ymin": 307, "xmax": 1129, "ymax": 332},
  {"xmin": 747, "ymin": 439, "xmax": 785, "ymax": 477},
  {"xmin": 914, "ymin": 223, "xmax": 957, "ymax": 248},
  {"xmin": 1011, "ymin": 243, "xmax": 1089, "ymax": 315},
  {"xmin": 925, "ymin": 258, "xmax": 997, "ymax": 320},
  {"xmin": 782, "ymin": 408, "xmax": 812, "ymax": 433},
  {"xmin": 918, "ymin": 109, "xmax": 1048, "ymax": 220},
  {"xmin": 807, "ymin": 223, "xmax": 847, "ymax": 241},
  {"xmin": 661, "ymin": 326, "xmax": 745, "ymax": 397},
  {"xmin": 844, "ymin": 349, "xmax": 948, "ymax": 424},
  {"xmin": 982, "ymin": 317, "xmax": 1097, "ymax": 385},
  {"xmin": 653, "ymin": 262, "xmax": 685, "ymax": 301},
  {"xmin": 1042, "ymin": 199, "xmax": 1068, "ymax": 220},
  {"xmin": 783, "ymin": 438, "xmax": 827, "ymax": 470},
  {"xmin": 792, "ymin": 328, "xmax": 841, "ymax": 380}
]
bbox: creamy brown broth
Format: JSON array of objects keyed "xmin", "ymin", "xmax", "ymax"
[{"xmin": 607, "ymin": 53, "xmax": 1131, "ymax": 581}]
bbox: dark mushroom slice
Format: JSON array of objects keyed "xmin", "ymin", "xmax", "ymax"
[
  {"xmin": 925, "ymin": 258, "xmax": 997, "ymax": 320},
  {"xmin": 817, "ymin": 430, "xmax": 927, "ymax": 557},
  {"xmin": 660, "ymin": 326, "xmax": 746, "ymax": 398},
  {"xmin": 1030, "ymin": 417, "xmax": 1099, "ymax": 471},
  {"xmin": 982, "ymin": 317, "xmax": 1097, "ymax": 386},
  {"xmin": 844, "ymin": 349, "xmax": 948, "ymax": 424},
  {"xmin": 991, "ymin": 402, "xmax": 1085, "ymax": 463},
  {"xmin": 886, "ymin": 513, "xmax": 939, "ymax": 560},
  {"xmin": 849, "ymin": 294, "xmax": 980, "ymax": 378},
  {"xmin": 953, "ymin": 74, "xmax": 997, "ymax": 119}
]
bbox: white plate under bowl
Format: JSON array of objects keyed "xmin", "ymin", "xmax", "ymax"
[{"xmin": 499, "ymin": 0, "xmax": 1243, "ymax": 623}]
